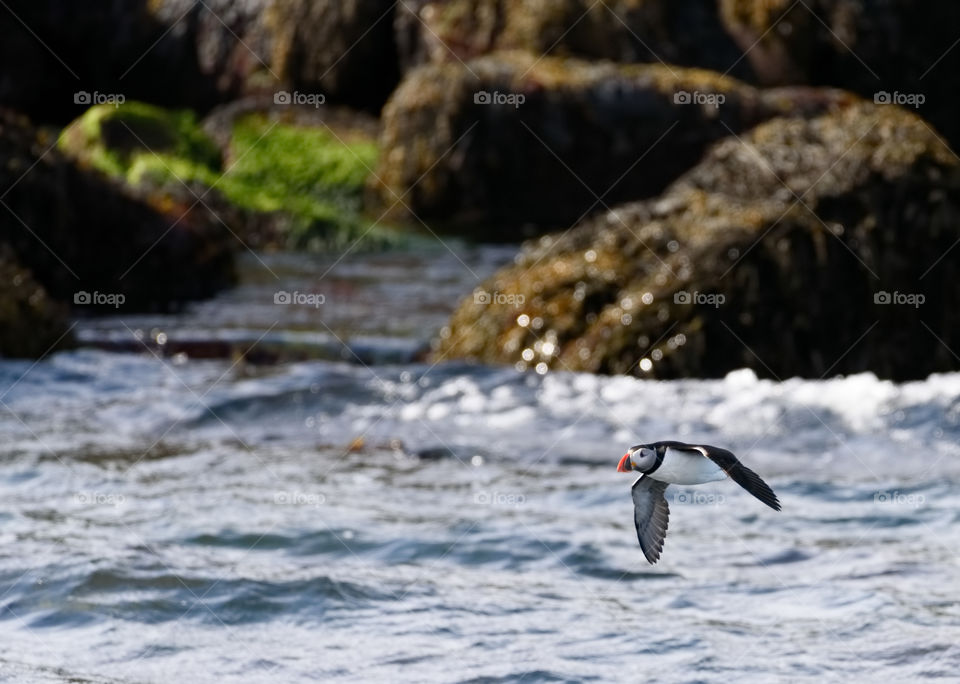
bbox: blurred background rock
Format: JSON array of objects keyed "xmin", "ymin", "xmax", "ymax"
[{"xmin": 1, "ymin": 0, "xmax": 957, "ymax": 379}]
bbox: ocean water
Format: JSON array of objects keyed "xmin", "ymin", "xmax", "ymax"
[
  {"xmin": 2, "ymin": 250, "xmax": 959, "ymax": 682},
  {"xmin": 2, "ymin": 355, "xmax": 959, "ymax": 682}
]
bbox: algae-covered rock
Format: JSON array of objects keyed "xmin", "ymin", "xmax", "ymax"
[
  {"xmin": 0, "ymin": 245, "xmax": 73, "ymax": 358},
  {"xmin": 58, "ymin": 101, "xmax": 222, "ymax": 190},
  {"xmin": 435, "ymin": 102, "xmax": 960, "ymax": 381},
  {"xmin": 59, "ymin": 101, "xmax": 390, "ymax": 250},
  {"xmin": 396, "ymin": 0, "xmax": 749, "ymax": 78},
  {"xmin": 211, "ymin": 107, "xmax": 387, "ymax": 249},
  {"xmin": 374, "ymin": 51, "xmax": 850, "ymax": 237},
  {"xmin": 0, "ymin": 107, "xmax": 234, "ymax": 313}
]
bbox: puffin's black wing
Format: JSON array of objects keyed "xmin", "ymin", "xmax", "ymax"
[
  {"xmin": 697, "ymin": 446, "xmax": 781, "ymax": 511},
  {"xmin": 631, "ymin": 476, "xmax": 671, "ymax": 564}
]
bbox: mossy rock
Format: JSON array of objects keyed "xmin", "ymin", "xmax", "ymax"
[
  {"xmin": 59, "ymin": 101, "xmax": 395, "ymax": 250},
  {"xmin": 1, "ymin": 107, "xmax": 234, "ymax": 313},
  {"xmin": 59, "ymin": 101, "xmax": 221, "ymax": 188},
  {"xmin": 435, "ymin": 102, "xmax": 960, "ymax": 380},
  {"xmin": 374, "ymin": 51, "xmax": 853, "ymax": 238}
]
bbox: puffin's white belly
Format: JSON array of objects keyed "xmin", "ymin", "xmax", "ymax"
[{"xmin": 647, "ymin": 450, "xmax": 727, "ymax": 485}]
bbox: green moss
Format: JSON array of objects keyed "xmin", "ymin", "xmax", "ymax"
[
  {"xmin": 124, "ymin": 152, "xmax": 218, "ymax": 189},
  {"xmin": 61, "ymin": 101, "xmax": 220, "ymax": 181},
  {"xmin": 59, "ymin": 102, "xmax": 396, "ymax": 249},
  {"xmin": 217, "ymin": 114, "xmax": 386, "ymax": 246}
]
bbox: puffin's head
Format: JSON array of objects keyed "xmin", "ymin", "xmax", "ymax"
[{"xmin": 617, "ymin": 445, "xmax": 657, "ymax": 473}]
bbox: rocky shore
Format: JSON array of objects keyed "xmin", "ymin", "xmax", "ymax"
[
  {"xmin": 2, "ymin": 0, "xmax": 958, "ymax": 379},
  {"xmin": 0, "ymin": 108, "xmax": 234, "ymax": 356}
]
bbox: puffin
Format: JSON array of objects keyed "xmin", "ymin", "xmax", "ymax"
[{"xmin": 617, "ymin": 441, "xmax": 780, "ymax": 563}]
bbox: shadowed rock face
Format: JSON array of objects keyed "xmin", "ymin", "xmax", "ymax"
[
  {"xmin": 434, "ymin": 102, "xmax": 960, "ymax": 381},
  {"xmin": 261, "ymin": 0, "xmax": 400, "ymax": 111},
  {"xmin": 0, "ymin": 244, "xmax": 71, "ymax": 358},
  {"xmin": 0, "ymin": 108, "xmax": 235, "ymax": 317},
  {"xmin": 0, "ymin": 2, "xmax": 219, "ymax": 123},
  {"xmin": 373, "ymin": 52, "xmax": 854, "ymax": 238},
  {"xmin": 0, "ymin": 0, "xmax": 399, "ymax": 124},
  {"xmin": 395, "ymin": 0, "xmax": 751, "ymax": 79},
  {"xmin": 719, "ymin": 0, "xmax": 960, "ymax": 150}
]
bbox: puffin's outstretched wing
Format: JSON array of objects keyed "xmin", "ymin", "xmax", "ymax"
[
  {"xmin": 696, "ymin": 446, "xmax": 781, "ymax": 511},
  {"xmin": 631, "ymin": 476, "xmax": 671, "ymax": 564}
]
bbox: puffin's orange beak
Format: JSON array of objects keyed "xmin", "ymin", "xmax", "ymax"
[{"xmin": 617, "ymin": 453, "xmax": 632, "ymax": 473}]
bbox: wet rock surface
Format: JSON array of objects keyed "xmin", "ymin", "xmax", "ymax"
[{"xmin": 435, "ymin": 102, "xmax": 960, "ymax": 381}]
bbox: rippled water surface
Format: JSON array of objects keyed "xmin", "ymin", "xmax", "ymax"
[{"xmin": 2, "ymin": 251, "xmax": 960, "ymax": 683}]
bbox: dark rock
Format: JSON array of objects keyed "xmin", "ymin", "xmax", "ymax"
[
  {"xmin": 395, "ymin": 0, "xmax": 960, "ymax": 150},
  {"xmin": 395, "ymin": 0, "xmax": 751, "ymax": 79},
  {"xmin": 373, "ymin": 51, "xmax": 851, "ymax": 237},
  {"xmin": 0, "ymin": 0, "xmax": 399, "ymax": 124},
  {"xmin": 0, "ymin": 108, "xmax": 234, "ymax": 314},
  {"xmin": 719, "ymin": 0, "xmax": 960, "ymax": 149},
  {"xmin": 434, "ymin": 102, "xmax": 960, "ymax": 381},
  {"xmin": 265, "ymin": 0, "xmax": 400, "ymax": 111},
  {"xmin": 0, "ymin": 244, "xmax": 72, "ymax": 358},
  {"xmin": 0, "ymin": 1, "xmax": 220, "ymax": 123}
]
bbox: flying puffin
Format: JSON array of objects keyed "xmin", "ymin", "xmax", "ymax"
[{"xmin": 617, "ymin": 441, "xmax": 781, "ymax": 563}]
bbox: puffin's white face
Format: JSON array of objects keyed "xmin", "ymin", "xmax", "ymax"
[
  {"xmin": 617, "ymin": 445, "xmax": 659, "ymax": 473},
  {"xmin": 630, "ymin": 447, "xmax": 658, "ymax": 471}
]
